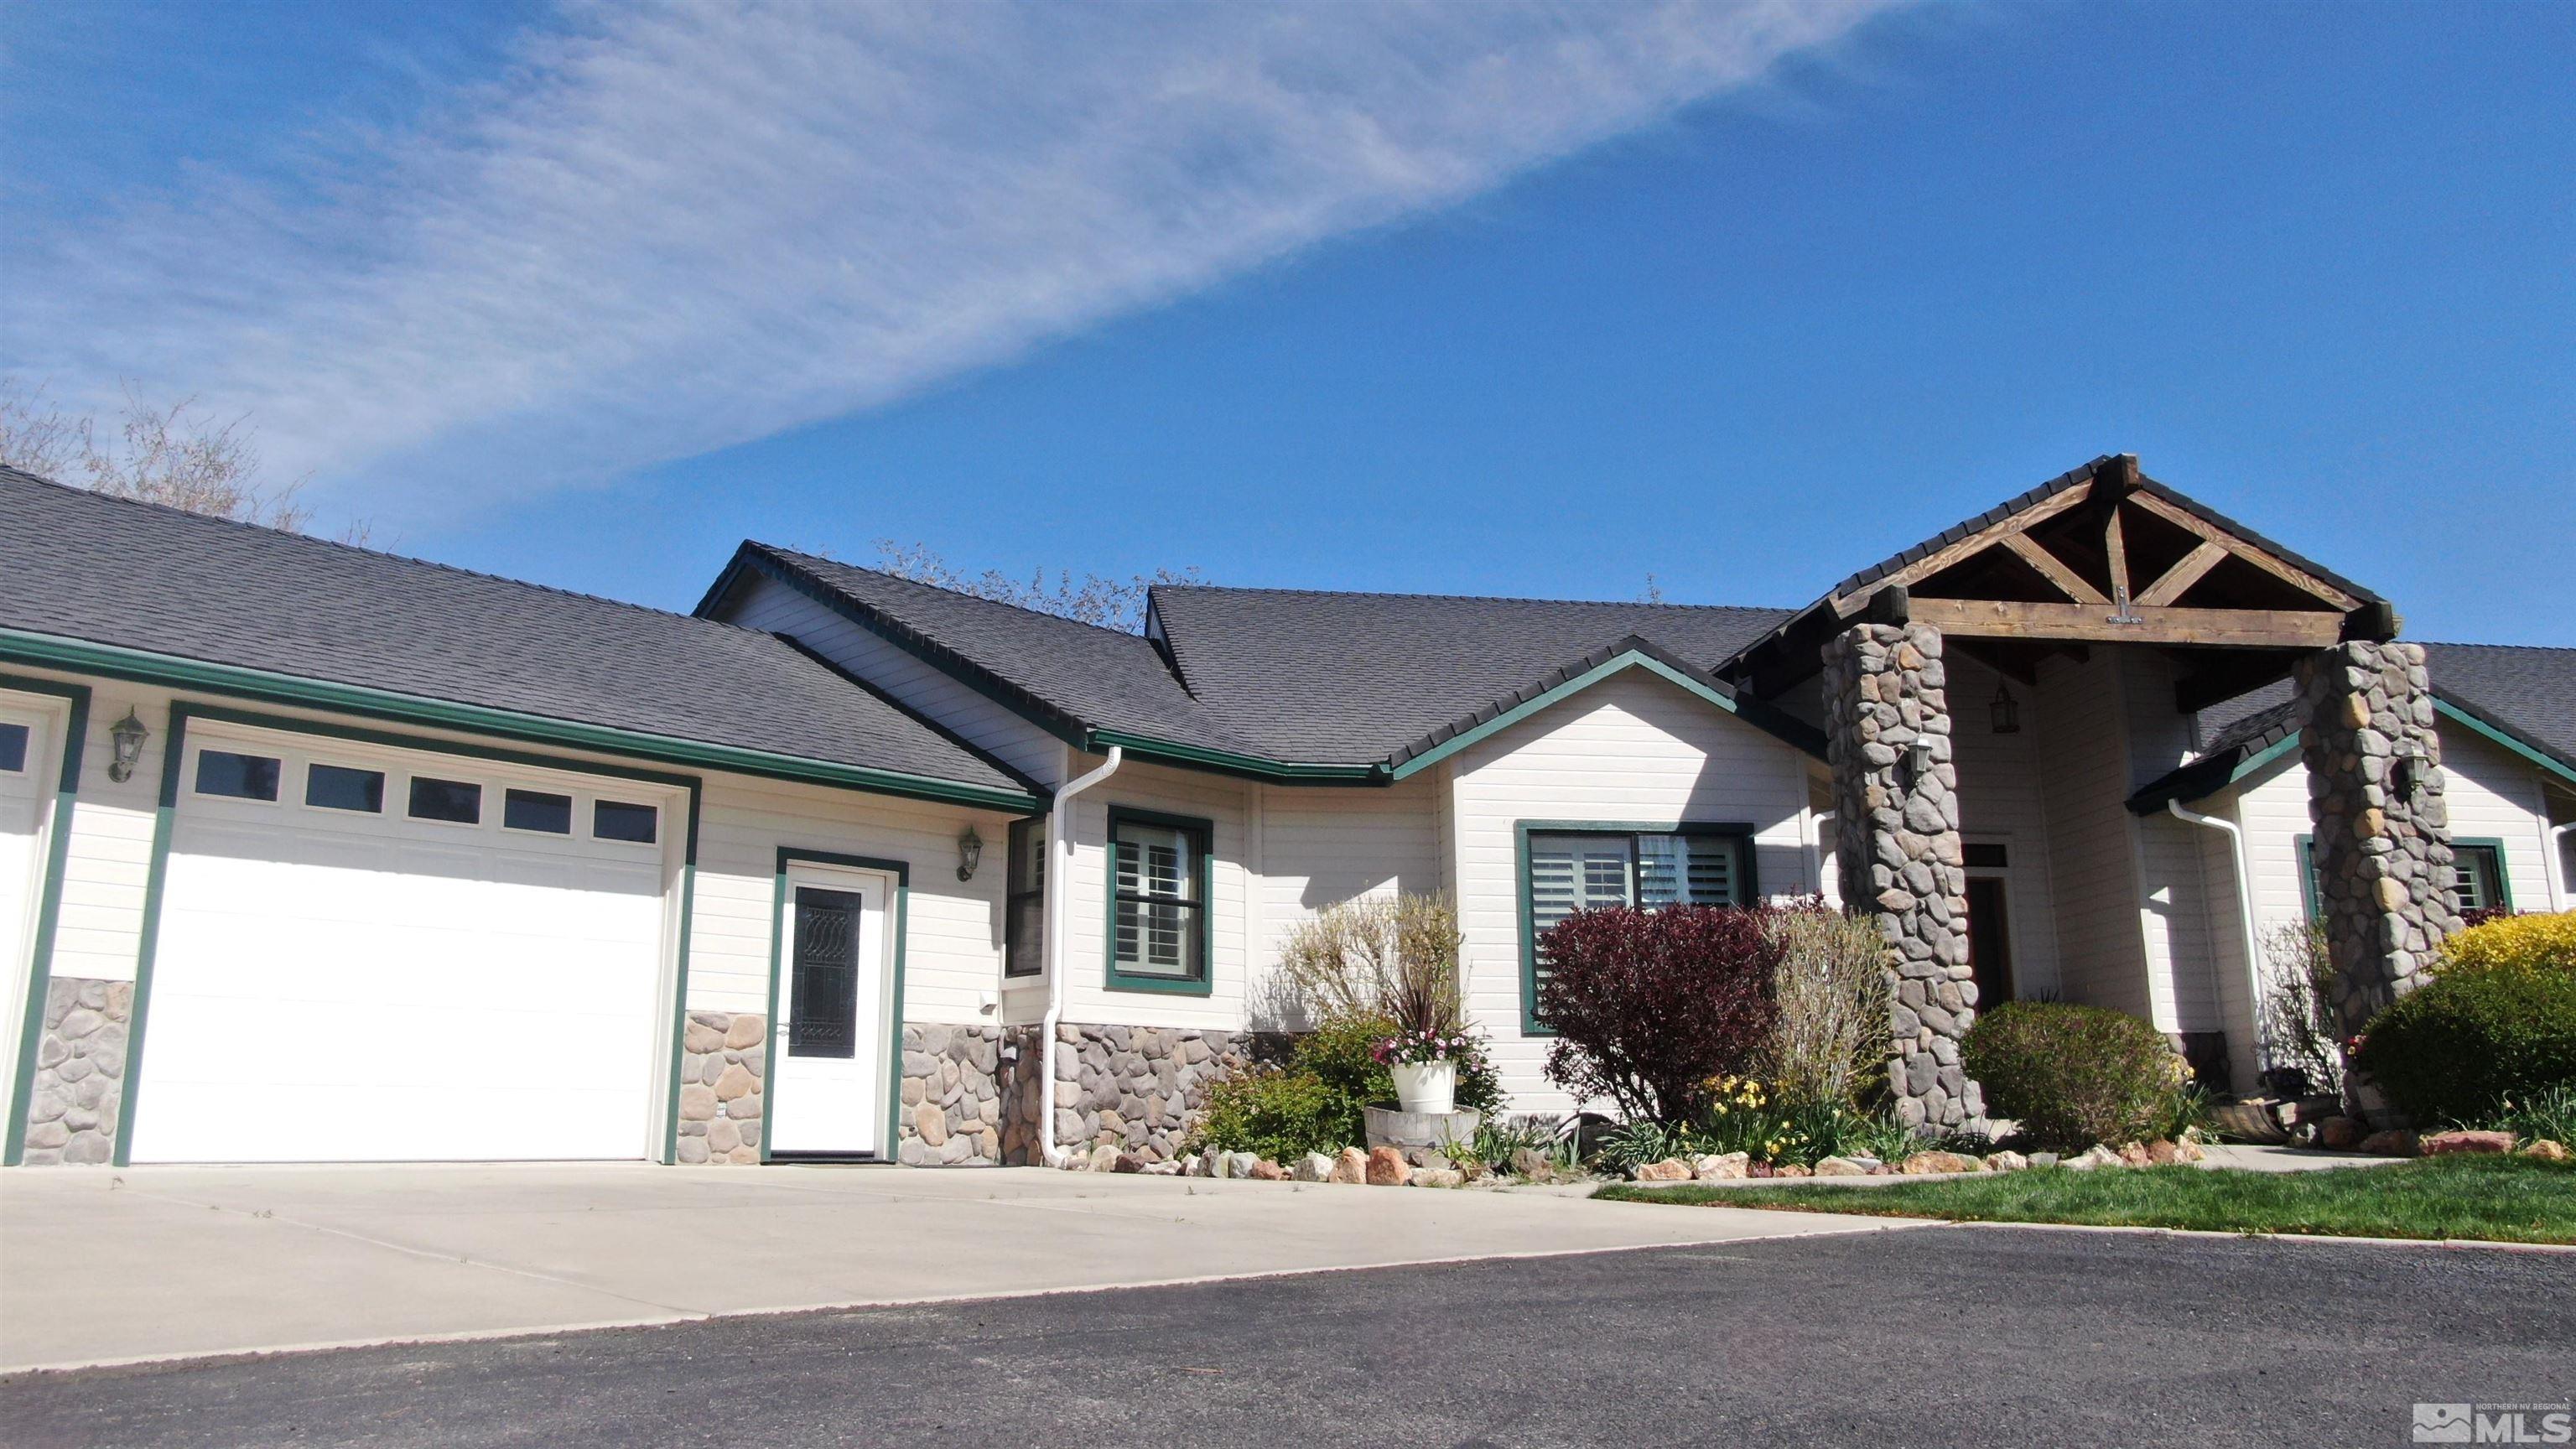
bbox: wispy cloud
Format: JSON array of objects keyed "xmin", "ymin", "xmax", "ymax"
[{"xmin": 11, "ymin": 1, "xmax": 1893, "ymax": 520}]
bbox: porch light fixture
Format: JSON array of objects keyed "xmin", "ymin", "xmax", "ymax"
[
  {"xmin": 2392, "ymin": 740, "xmax": 2426, "ymax": 800},
  {"xmin": 956, "ymin": 824, "xmax": 984, "ymax": 882},
  {"xmin": 106, "ymin": 709, "xmax": 149, "ymax": 783},
  {"xmin": 1904, "ymin": 738, "xmax": 1936, "ymax": 787},
  {"xmin": 1988, "ymin": 679, "xmax": 2021, "ymax": 735}
]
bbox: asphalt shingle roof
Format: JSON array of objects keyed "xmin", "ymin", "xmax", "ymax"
[{"xmin": 0, "ymin": 468, "xmax": 1037, "ymax": 801}]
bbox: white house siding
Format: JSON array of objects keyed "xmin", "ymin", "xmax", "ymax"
[
  {"xmin": 1249, "ymin": 775, "xmax": 1443, "ymax": 1029},
  {"xmin": 1052, "ymin": 756, "xmax": 1254, "ymax": 1035},
  {"xmin": 711, "ymin": 571, "xmax": 1064, "ymax": 787},
  {"xmin": 1945, "ymin": 652, "xmax": 2064, "ymax": 1000},
  {"xmin": 2030, "ymin": 649, "xmax": 2152, "ymax": 1019},
  {"xmin": 1444, "ymin": 670, "xmax": 1819, "ymax": 1114}
]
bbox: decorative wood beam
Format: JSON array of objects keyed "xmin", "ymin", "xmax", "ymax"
[
  {"xmin": 1906, "ymin": 598, "xmax": 2346, "ymax": 647},
  {"xmin": 2102, "ymin": 504, "xmax": 2133, "ymax": 610},
  {"xmin": 2135, "ymin": 539, "xmax": 2231, "ymax": 608},
  {"xmin": 1826, "ymin": 485, "xmax": 2097, "ymax": 615},
  {"xmin": 1998, "ymin": 532, "xmax": 2108, "ymax": 605},
  {"xmin": 2122, "ymin": 489, "xmax": 2360, "ymax": 611}
]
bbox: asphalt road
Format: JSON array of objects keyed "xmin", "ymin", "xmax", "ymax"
[{"xmin": 5, "ymin": 1225, "xmax": 2570, "ymax": 1448}]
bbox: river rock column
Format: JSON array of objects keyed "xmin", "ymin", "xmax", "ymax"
[
  {"xmin": 2297, "ymin": 641, "xmax": 2459, "ymax": 1120},
  {"xmin": 1824, "ymin": 621, "xmax": 1981, "ymax": 1133}
]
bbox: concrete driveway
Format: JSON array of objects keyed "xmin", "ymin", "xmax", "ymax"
[{"xmin": 0, "ymin": 1164, "xmax": 1908, "ymax": 1372}]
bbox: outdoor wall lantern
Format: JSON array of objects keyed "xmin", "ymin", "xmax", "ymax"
[
  {"xmin": 1989, "ymin": 679, "xmax": 2021, "ymax": 735},
  {"xmin": 106, "ymin": 708, "xmax": 149, "ymax": 783},
  {"xmin": 2392, "ymin": 741, "xmax": 2426, "ymax": 800},
  {"xmin": 1904, "ymin": 738, "xmax": 1936, "ymax": 787},
  {"xmin": 956, "ymin": 824, "xmax": 984, "ymax": 882}
]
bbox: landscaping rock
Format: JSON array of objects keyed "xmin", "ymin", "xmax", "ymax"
[
  {"xmin": 2174, "ymin": 1139, "xmax": 2207, "ymax": 1164},
  {"xmin": 1412, "ymin": 1169, "xmax": 1465, "ymax": 1189},
  {"xmin": 1774, "ymin": 1163, "xmax": 1811, "ymax": 1178},
  {"xmin": 1329, "ymin": 1147, "xmax": 1369, "ymax": 1184},
  {"xmin": 1981, "ymin": 1150, "xmax": 2029, "ymax": 1173},
  {"xmin": 1293, "ymin": 1151, "xmax": 1337, "ymax": 1182},
  {"xmin": 1248, "ymin": 1158, "xmax": 1288, "ymax": 1181},
  {"xmin": 1180, "ymin": 1153, "xmax": 1202, "ymax": 1176},
  {"xmin": 1112, "ymin": 1152, "xmax": 1149, "ymax": 1173},
  {"xmin": 1142, "ymin": 1160, "xmax": 1184, "ymax": 1176},
  {"xmin": 1814, "ymin": 1156, "xmax": 1872, "ymax": 1176},
  {"xmin": 2028, "ymin": 1152, "xmax": 2059, "ymax": 1169},
  {"xmin": 2419, "ymin": 1130, "xmax": 2516, "ymax": 1157},
  {"xmin": 1366, "ymin": 1145, "xmax": 1413, "ymax": 1187},
  {"xmin": 1225, "ymin": 1151, "xmax": 1263, "ymax": 1179},
  {"xmin": 1509, "ymin": 1146, "xmax": 1557, "ymax": 1179},
  {"xmin": 2114, "ymin": 1142, "xmax": 2153, "ymax": 1169},
  {"xmin": 2358, "ymin": 1129, "xmax": 2420, "ymax": 1157},
  {"xmin": 2065, "ymin": 1145, "xmax": 2124, "ymax": 1171},
  {"xmin": 2318, "ymin": 1115, "xmax": 2366, "ymax": 1150},
  {"xmin": 1690, "ymin": 1152, "xmax": 1750, "ymax": 1181},
  {"xmin": 1633, "ymin": 1157, "xmax": 1692, "ymax": 1182},
  {"xmin": 1899, "ymin": 1150, "xmax": 1981, "ymax": 1176},
  {"xmin": 2522, "ymin": 1139, "xmax": 2570, "ymax": 1162},
  {"xmin": 2145, "ymin": 1140, "xmax": 2181, "ymax": 1166}
]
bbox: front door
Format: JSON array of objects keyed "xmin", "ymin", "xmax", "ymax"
[
  {"xmin": 769, "ymin": 875, "xmax": 890, "ymax": 1157},
  {"xmin": 1965, "ymin": 875, "xmax": 2015, "ymax": 1010}
]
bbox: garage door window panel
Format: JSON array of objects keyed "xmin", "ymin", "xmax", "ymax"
[
  {"xmin": 504, "ymin": 788, "xmax": 574, "ymax": 835},
  {"xmin": 0, "ymin": 720, "xmax": 27, "ymax": 773},
  {"xmin": 593, "ymin": 800, "xmax": 657, "ymax": 844},
  {"xmin": 195, "ymin": 750, "xmax": 282, "ymax": 802},
  {"xmin": 408, "ymin": 776, "xmax": 482, "ymax": 824},
  {"xmin": 305, "ymin": 763, "xmax": 385, "ymax": 813}
]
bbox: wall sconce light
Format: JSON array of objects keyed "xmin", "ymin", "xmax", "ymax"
[
  {"xmin": 2392, "ymin": 741, "xmax": 2425, "ymax": 800},
  {"xmin": 1989, "ymin": 679, "xmax": 2021, "ymax": 735},
  {"xmin": 1904, "ymin": 738, "xmax": 1935, "ymax": 787},
  {"xmin": 106, "ymin": 709, "xmax": 150, "ymax": 783},
  {"xmin": 956, "ymin": 825, "xmax": 984, "ymax": 882}
]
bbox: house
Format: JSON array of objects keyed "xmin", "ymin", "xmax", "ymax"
[{"xmin": 5, "ymin": 457, "xmax": 2569, "ymax": 1166}]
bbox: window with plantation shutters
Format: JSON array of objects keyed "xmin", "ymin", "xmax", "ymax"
[
  {"xmin": 1004, "ymin": 817, "xmax": 1046, "ymax": 978},
  {"xmin": 1107, "ymin": 809, "xmax": 1210, "ymax": 990},
  {"xmin": 1522, "ymin": 825, "xmax": 1752, "ymax": 1032}
]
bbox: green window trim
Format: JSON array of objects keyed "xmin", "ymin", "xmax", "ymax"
[
  {"xmin": 2296, "ymin": 832, "xmax": 2512, "ymax": 918},
  {"xmin": 106, "ymin": 701, "xmax": 705, "ymax": 1167},
  {"xmin": 1003, "ymin": 817, "xmax": 1046, "ymax": 979},
  {"xmin": 2294, "ymin": 834, "xmax": 2319, "ymax": 921},
  {"xmin": 1102, "ymin": 806, "xmax": 1215, "ymax": 996},
  {"xmin": 762, "ymin": 849, "xmax": 911, "ymax": 1162},
  {"xmin": 1, "ymin": 673, "xmax": 91, "ymax": 1166},
  {"xmin": 2452, "ymin": 838, "xmax": 2512, "ymax": 914},
  {"xmin": 1514, "ymin": 820, "xmax": 1760, "ymax": 1038}
]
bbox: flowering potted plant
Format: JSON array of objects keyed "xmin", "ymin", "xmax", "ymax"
[{"xmin": 1373, "ymin": 1029, "xmax": 1479, "ymax": 1115}]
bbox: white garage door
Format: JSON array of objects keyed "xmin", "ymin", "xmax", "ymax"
[
  {"xmin": 127, "ymin": 724, "xmax": 679, "ymax": 1164},
  {"xmin": 2, "ymin": 692, "xmax": 63, "ymax": 1135}
]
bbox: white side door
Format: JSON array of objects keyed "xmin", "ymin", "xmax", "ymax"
[
  {"xmin": 1, "ymin": 694, "xmax": 62, "ymax": 1137},
  {"xmin": 767, "ymin": 866, "xmax": 891, "ymax": 1158}
]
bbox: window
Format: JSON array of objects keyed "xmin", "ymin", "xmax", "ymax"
[
  {"xmin": 1004, "ymin": 817, "xmax": 1046, "ymax": 978},
  {"xmin": 305, "ymin": 763, "xmax": 385, "ymax": 813},
  {"xmin": 593, "ymin": 799, "xmax": 658, "ymax": 844},
  {"xmin": 2453, "ymin": 842, "xmax": 2511, "ymax": 914},
  {"xmin": 788, "ymin": 887, "xmax": 864, "ymax": 1059},
  {"xmin": 1522, "ymin": 825, "xmax": 1752, "ymax": 1030},
  {"xmin": 2297, "ymin": 834, "xmax": 2320, "ymax": 919},
  {"xmin": 1963, "ymin": 842, "xmax": 2009, "ymax": 870},
  {"xmin": 0, "ymin": 721, "xmax": 28, "ymax": 774},
  {"xmin": 408, "ymin": 776, "xmax": 482, "ymax": 824},
  {"xmin": 1106, "ymin": 809, "xmax": 1209, "ymax": 991},
  {"xmin": 504, "ymin": 788, "xmax": 573, "ymax": 834},
  {"xmin": 195, "ymin": 750, "xmax": 282, "ymax": 802}
]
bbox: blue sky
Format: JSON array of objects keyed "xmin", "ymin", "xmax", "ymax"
[{"xmin": 7, "ymin": 2, "xmax": 2570, "ymax": 644}]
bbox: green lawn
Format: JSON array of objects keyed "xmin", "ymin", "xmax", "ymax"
[{"xmin": 1594, "ymin": 1156, "xmax": 2576, "ymax": 1245}]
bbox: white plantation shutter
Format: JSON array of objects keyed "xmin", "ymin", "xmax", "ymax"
[
  {"xmin": 1529, "ymin": 834, "xmax": 1635, "ymax": 1000},
  {"xmin": 1526, "ymin": 829, "xmax": 1749, "ymax": 1026},
  {"xmin": 1637, "ymin": 834, "xmax": 1740, "ymax": 907}
]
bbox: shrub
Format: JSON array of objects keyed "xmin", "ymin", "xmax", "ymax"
[
  {"xmin": 1448, "ymin": 1114, "xmax": 1578, "ymax": 1176},
  {"xmin": 1758, "ymin": 903, "xmax": 1890, "ymax": 1109},
  {"xmin": 2479, "ymin": 1083, "xmax": 2576, "ymax": 1148},
  {"xmin": 1195, "ymin": 1013, "xmax": 1503, "ymax": 1156},
  {"xmin": 1192, "ymin": 1067, "xmax": 1341, "ymax": 1161},
  {"xmin": 1591, "ymin": 1119, "xmax": 1696, "ymax": 1176},
  {"xmin": 2256, "ymin": 918, "xmax": 2342, "ymax": 1098},
  {"xmin": 1538, "ymin": 904, "xmax": 1779, "ymax": 1124},
  {"xmin": 2356, "ymin": 963, "xmax": 2576, "ymax": 1127},
  {"xmin": 1962, "ymin": 1001, "xmax": 2189, "ymax": 1151},
  {"xmin": 1276, "ymin": 892, "xmax": 1465, "ymax": 1034},
  {"xmin": 2430, "ymin": 910, "xmax": 2576, "ymax": 980}
]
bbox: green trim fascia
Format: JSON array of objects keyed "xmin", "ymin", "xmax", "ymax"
[
  {"xmin": 2294, "ymin": 834, "xmax": 2319, "ymax": 921},
  {"xmin": 1084, "ymin": 730, "xmax": 1387, "ymax": 786},
  {"xmin": 1392, "ymin": 652, "xmax": 1822, "ymax": 782},
  {"xmin": 2434, "ymin": 698, "xmax": 2576, "ymax": 791},
  {"xmin": 1514, "ymin": 819, "xmax": 1763, "ymax": 1039},
  {"xmin": 110, "ymin": 708, "xmax": 188, "ymax": 1167},
  {"xmin": 103, "ymin": 701, "xmax": 707, "ymax": 1167},
  {"xmin": 2454, "ymin": 836, "xmax": 2513, "ymax": 912},
  {"xmin": 764, "ymin": 849, "xmax": 912, "ymax": 1162},
  {"xmin": 2, "ymin": 673, "xmax": 91, "ymax": 1166},
  {"xmin": 0, "ymin": 627, "xmax": 1042, "ymax": 814},
  {"xmin": 1102, "ymin": 805, "xmax": 1216, "ymax": 996}
]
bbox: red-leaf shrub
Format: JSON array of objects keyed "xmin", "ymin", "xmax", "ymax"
[{"xmin": 1537, "ymin": 905, "xmax": 1780, "ymax": 1124}]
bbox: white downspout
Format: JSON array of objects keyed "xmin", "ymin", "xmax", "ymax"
[
  {"xmin": 2168, "ymin": 799, "xmax": 2264, "ymax": 1077},
  {"xmin": 1038, "ymin": 745, "xmax": 1121, "ymax": 1167}
]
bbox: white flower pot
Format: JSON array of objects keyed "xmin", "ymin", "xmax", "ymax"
[{"xmin": 1389, "ymin": 1059, "xmax": 1457, "ymax": 1116}]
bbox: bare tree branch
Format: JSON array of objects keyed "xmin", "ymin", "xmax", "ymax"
[{"xmin": 869, "ymin": 539, "xmax": 1205, "ymax": 633}]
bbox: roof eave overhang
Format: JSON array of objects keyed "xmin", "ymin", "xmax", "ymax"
[
  {"xmin": 0, "ymin": 626, "xmax": 1048, "ymax": 815},
  {"xmin": 2125, "ymin": 693, "xmax": 2576, "ymax": 814}
]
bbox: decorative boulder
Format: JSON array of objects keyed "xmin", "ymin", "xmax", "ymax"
[
  {"xmin": 1632, "ymin": 1158, "xmax": 1692, "ymax": 1182},
  {"xmin": 2419, "ymin": 1130, "xmax": 2516, "ymax": 1157},
  {"xmin": 1086, "ymin": 1143, "xmax": 1121, "ymax": 1173},
  {"xmin": 2317, "ymin": 1116, "xmax": 2366, "ymax": 1150},
  {"xmin": 1248, "ymin": 1158, "xmax": 1288, "ymax": 1181},
  {"xmin": 1813, "ymin": 1156, "xmax": 1872, "ymax": 1176},
  {"xmin": 1691, "ymin": 1152, "xmax": 1751, "ymax": 1181},
  {"xmin": 1899, "ymin": 1150, "xmax": 1981, "ymax": 1176},
  {"xmin": 2523, "ymin": 1139, "xmax": 2570, "ymax": 1162},
  {"xmin": 1224, "ymin": 1151, "xmax": 1264, "ymax": 1179},
  {"xmin": 2064, "ymin": 1145, "xmax": 2124, "ymax": 1171},
  {"xmin": 2358, "ymin": 1129, "xmax": 2420, "ymax": 1157},
  {"xmin": 2115, "ymin": 1142, "xmax": 2153, "ymax": 1169},
  {"xmin": 1773, "ymin": 1163, "xmax": 1811, "ymax": 1178},
  {"xmin": 1142, "ymin": 1160, "xmax": 1184, "ymax": 1176},
  {"xmin": 1328, "ymin": 1147, "xmax": 1369, "ymax": 1184},
  {"xmin": 1112, "ymin": 1152, "xmax": 1149, "ymax": 1173},
  {"xmin": 1411, "ymin": 1169, "xmax": 1465, "ymax": 1189},
  {"xmin": 1293, "ymin": 1151, "xmax": 1337, "ymax": 1182},
  {"xmin": 2145, "ymin": 1140, "xmax": 2181, "ymax": 1166},
  {"xmin": 1981, "ymin": 1150, "xmax": 2030, "ymax": 1173},
  {"xmin": 2173, "ymin": 1139, "xmax": 2208, "ymax": 1164},
  {"xmin": 1366, "ymin": 1145, "xmax": 1413, "ymax": 1187}
]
